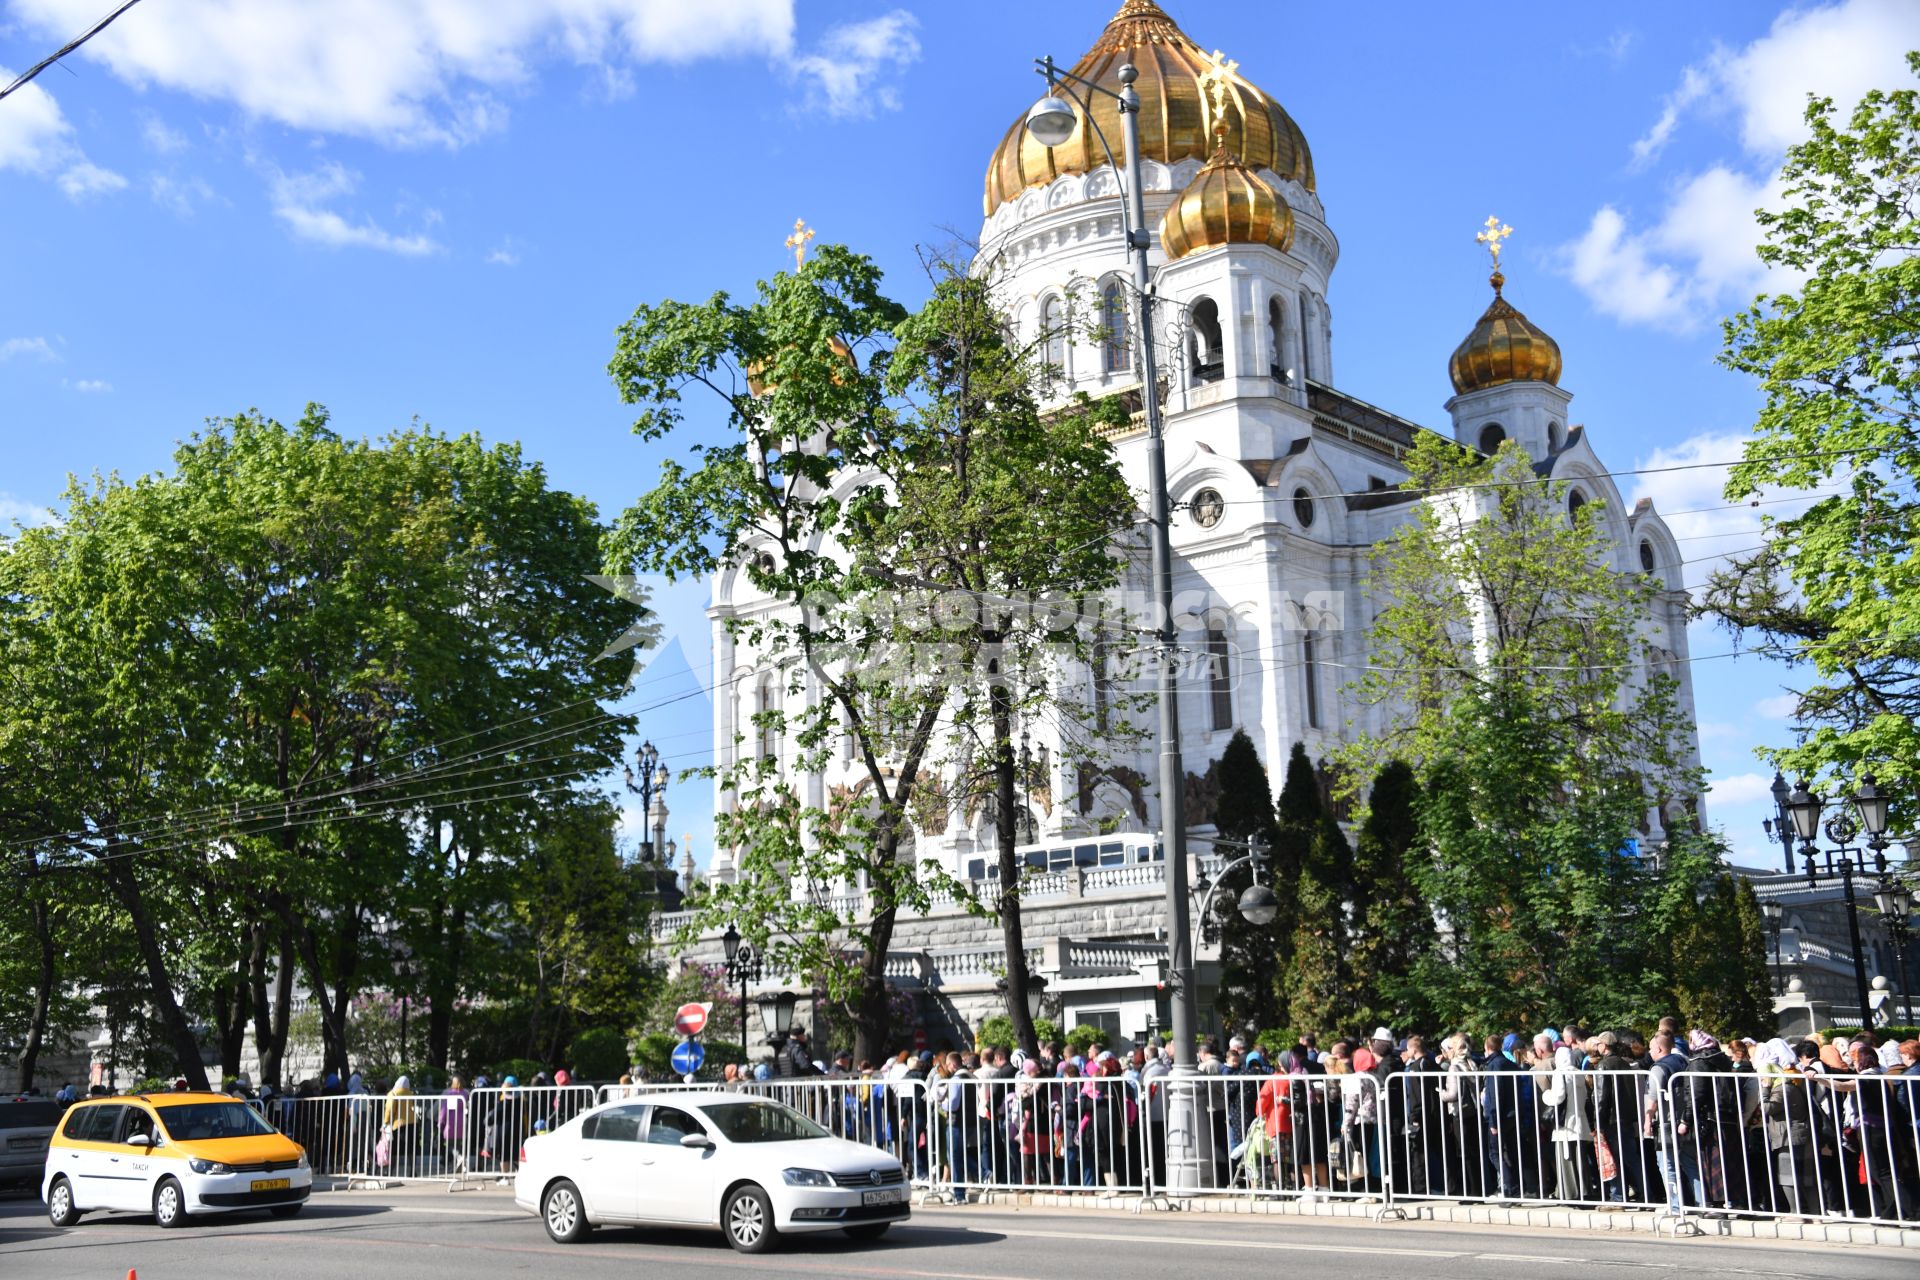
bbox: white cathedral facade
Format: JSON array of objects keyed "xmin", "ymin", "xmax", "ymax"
[{"xmin": 672, "ymin": 1, "xmax": 1702, "ymax": 1048}]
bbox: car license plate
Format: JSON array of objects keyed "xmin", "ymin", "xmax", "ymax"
[
  {"xmin": 252, "ymin": 1178, "xmax": 290, "ymax": 1192},
  {"xmin": 861, "ymin": 1188, "xmax": 902, "ymax": 1206}
]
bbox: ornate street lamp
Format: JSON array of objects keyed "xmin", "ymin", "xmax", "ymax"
[
  {"xmin": 1196, "ymin": 837, "xmax": 1279, "ymax": 944},
  {"xmin": 1873, "ymin": 879, "xmax": 1913, "ymax": 1026},
  {"xmin": 995, "ymin": 972, "xmax": 1049, "ymax": 1026},
  {"xmin": 1760, "ymin": 898, "xmax": 1786, "ymax": 996},
  {"xmin": 1786, "ymin": 775, "xmax": 1898, "ymax": 1032},
  {"xmin": 756, "ymin": 990, "xmax": 798, "ymax": 1052},
  {"xmin": 722, "ymin": 923, "xmax": 765, "ymax": 1054},
  {"xmin": 1762, "ymin": 770, "xmax": 1797, "ymax": 874},
  {"xmin": 624, "ymin": 740, "xmax": 670, "ymax": 862}
]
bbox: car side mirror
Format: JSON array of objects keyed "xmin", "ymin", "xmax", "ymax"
[
  {"xmin": 125, "ymin": 1132, "xmax": 154, "ymax": 1148},
  {"xmin": 679, "ymin": 1132, "xmax": 714, "ymax": 1149}
]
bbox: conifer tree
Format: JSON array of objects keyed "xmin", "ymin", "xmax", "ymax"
[
  {"xmin": 1211, "ymin": 730, "xmax": 1284, "ymax": 1033},
  {"xmin": 1284, "ymin": 805, "xmax": 1352, "ymax": 1040},
  {"xmin": 1346, "ymin": 760, "xmax": 1432, "ymax": 1035},
  {"xmin": 1266, "ymin": 744, "xmax": 1321, "ymax": 1028}
]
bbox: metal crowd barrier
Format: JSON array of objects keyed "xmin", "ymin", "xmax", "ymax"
[
  {"xmin": 265, "ymin": 1086, "xmax": 596, "ymax": 1187},
  {"xmin": 1185, "ymin": 1070, "xmax": 1388, "ymax": 1204},
  {"xmin": 922, "ymin": 1074, "xmax": 1148, "ymax": 1201}
]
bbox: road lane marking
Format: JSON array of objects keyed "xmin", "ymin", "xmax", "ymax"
[{"xmin": 982, "ymin": 1225, "xmax": 1465, "ymax": 1258}]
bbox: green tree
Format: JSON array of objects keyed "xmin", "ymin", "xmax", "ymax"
[
  {"xmin": 1670, "ymin": 872, "xmax": 1776, "ymax": 1040},
  {"xmin": 1264, "ymin": 744, "xmax": 1321, "ymax": 1030},
  {"xmin": 1706, "ymin": 53, "xmax": 1920, "ymax": 803},
  {"xmin": 1210, "ymin": 729, "xmax": 1284, "ymax": 1034},
  {"xmin": 1282, "ymin": 788, "xmax": 1352, "ymax": 1040},
  {"xmin": 1345, "ymin": 761, "xmax": 1432, "ymax": 1036},
  {"xmin": 1344, "ymin": 434, "xmax": 1701, "ymax": 1031},
  {"xmin": 602, "ymin": 244, "xmax": 1131, "ymax": 1061}
]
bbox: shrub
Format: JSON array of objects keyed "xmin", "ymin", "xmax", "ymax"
[{"xmin": 571, "ymin": 1027, "xmax": 628, "ymax": 1081}]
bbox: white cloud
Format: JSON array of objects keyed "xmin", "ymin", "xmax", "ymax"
[
  {"xmin": 139, "ymin": 112, "xmax": 189, "ymax": 154},
  {"xmin": 0, "ymin": 64, "xmax": 123, "ymax": 198},
  {"xmin": 0, "ymin": 492, "xmax": 56, "ymax": 526},
  {"xmin": 57, "ymin": 160, "xmax": 129, "ymax": 199},
  {"xmin": 1628, "ymin": 429, "xmax": 1831, "ymax": 597},
  {"xmin": 13, "ymin": 0, "xmax": 798, "ymax": 148},
  {"xmin": 0, "ymin": 336, "xmax": 58, "ymax": 362},
  {"xmin": 1754, "ymin": 692, "xmax": 1801, "ymax": 719},
  {"xmin": 1565, "ymin": 0, "xmax": 1920, "ymax": 330},
  {"xmin": 265, "ymin": 161, "xmax": 441, "ymax": 255},
  {"xmin": 148, "ymin": 173, "xmax": 218, "ymax": 217},
  {"xmin": 1708, "ymin": 770, "xmax": 1778, "ymax": 807},
  {"xmin": 787, "ymin": 10, "xmax": 920, "ymax": 119},
  {"xmin": 486, "ymin": 243, "xmax": 520, "ymax": 266},
  {"xmin": 65, "ymin": 377, "xmax": 112, "ymax": 393}
]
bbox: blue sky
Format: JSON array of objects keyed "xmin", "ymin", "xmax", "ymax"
[{"xmin": 3, "ymin": 0, "xmax": 1916, "ymax": 871}]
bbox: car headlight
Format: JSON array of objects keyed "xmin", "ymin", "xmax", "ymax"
[
  {"xmin": 782, "ymin": 1168, "xmax": 833, "ymax": 1187},
  {"xmin": 296, "ymin": 1151, "xmax": 310, "ymax": 1171},
  {"xmin": 187, "ymin": 1157, "xmax": 233, "ymax": 1175}
]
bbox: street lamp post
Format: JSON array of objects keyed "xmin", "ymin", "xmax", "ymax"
[
  {"xmin": 1784, "ymin": 775, "xmax": 1897, "ymax": 1032},
  {"xmin": 1763, "ymin": 770, "xmax": 1797, "ymax": 875},
  {"xmin": 756, "ymin": 990, "xmax": 799, "ymax": 1062},
  {"xmin": 1026, "ymin": 49, "xmax": 1201, "ymax": 1190},
  {"xmin": 722, "ymin": 924, "xmax": 765, "ymax": 1055},
  {"xmin": 995, "ymin": 972, "xmax": 1050, "ymax": 1032},
  {"xmin": 1873, "ymin": 879, "xmax": 1913, "ymax": 1026},
  {"xmin": 1760, "ymin": 898, "xmax": 1785, "ymax": 996},
  {"xmin": 624, "ymin": 741, "xmax": 670, "ymax": 862},
  {"xmin": 1193, "ymin": 838, "xmax": 1281, "ymax": 947}
]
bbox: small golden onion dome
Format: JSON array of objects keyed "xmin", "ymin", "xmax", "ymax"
[
  {"xmin": 1158, "ymin": 142, "xmax": 1295, "ymax": 260},
  {"xmin": 984, "ymin": 1, "xmax": 1313, "ymax": 217},
  {"xmin": 747, "ymin": 335, "xmax": 857, "ymax": 397},
  {"xmin": 1447, "ymin": 271, "xmax": 1563, "ymax": 395}
]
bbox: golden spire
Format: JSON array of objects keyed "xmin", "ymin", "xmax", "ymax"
[
  {"xmin": 1476, "ymin": 214, "xmax": 1513, "ymax": 287},
  {"xmin": 1199, "ymin": 48, "xmax": 1239, "ymax": 145},
  {"xmin": 785, "ymin": 218, "xmax": 815, "ymax": 270}
]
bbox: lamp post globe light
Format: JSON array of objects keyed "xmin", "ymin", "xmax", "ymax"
[
  {"xmin": 1785, "ymin": 774, "xmax": 1899, "ymax": 1032},
  {"xmin": 1023, "ymin": 47, "xmax": 1201, "ymax": 1188},
  {"xmin": 996, "ymin": 972, "xmax": 1050, "ymax": 1025},
  {"xmin": 1760, "ymin": 897, "xmax": 1786, "ymax": 996},
  {"xmin": 756, "ymin": 989, "xmax": 798, "ymax": 1054}
]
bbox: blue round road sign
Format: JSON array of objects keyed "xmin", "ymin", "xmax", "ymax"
[{"xmin": 670, "ymin": 1039, "xmax": 705, "ymax": 1075}]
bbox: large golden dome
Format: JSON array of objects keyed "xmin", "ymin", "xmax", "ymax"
[
  {"xmin": 1448, "ymin": 271, "xmax": 1563, "ymax": 395},
  {"xmin": 1158, "ymin": 142, "xmax": 1295, "ymax": 260},
  {"xmin": 984, "ymin": 1, "xmax": 1314, "ymax": 217}
]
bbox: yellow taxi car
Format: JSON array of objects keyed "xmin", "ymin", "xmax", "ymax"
[{"xmin": 43, "ymin": 1092, "xmax": 311, "ymax": 1228}]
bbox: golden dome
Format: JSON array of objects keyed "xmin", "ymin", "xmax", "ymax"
[
  {"xmin": 746, "ymin": 335, "xmax": 857, "ymax": 396},
  {"xmin": 1448, "ymin": 272, "xmax": 1563, "ymax": 395},
  {"xmin": 1158, "ymin": 142, "xmax": 1295, "ymax": 260},
  {"xmin": 984, "ymin": 1, "xmax": 1313, "ymax": 217}
]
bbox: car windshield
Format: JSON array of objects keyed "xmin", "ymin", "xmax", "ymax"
[
  {"xmin": 700, "ymin": 1100, "xmax": 829, "ymax": 1144},
  {"xmin": 156, "ymin": 1102, "xmax": 277, "ymax": 1141}
]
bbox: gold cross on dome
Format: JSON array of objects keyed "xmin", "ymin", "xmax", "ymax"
[
  {"xmin": 785, "ymin": 218, "xmax": 815, "ymax": 270},
  {"xmin": 1476, "ymin": 215, "xmax": 1513, "ymax": 267},
  {"xmin": 1200, "ymin": 49, "xmax": 1239, "ymax": 138}
]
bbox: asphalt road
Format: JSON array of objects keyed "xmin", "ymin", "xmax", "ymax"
[{"xmin": 1, "ymin": 1186, "xmax": 1913, "ymax": 1280}]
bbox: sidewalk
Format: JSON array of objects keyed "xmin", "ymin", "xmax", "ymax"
[{"xmin": 315, "ymin": 1177, "xmax": 1920, "ymax": 1248}]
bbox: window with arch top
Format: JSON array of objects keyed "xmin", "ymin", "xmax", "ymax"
[
  {"xmin": 1101, "ymin": 280, "xmax": 1131, "ymax": 374},
  {"xmin": 1568, "ymin": 489, "xmax": 1588, "ymax": 520},
  {"xmin": 1188, "ymin": 297, "xmax": 1224, "ymax": 385},
  {"xmin": 1267, "ymin": 296, "xmax": 1289, "ymax": 382},
  {"xmin": 1292, "ymin": 487, "xmax": 1316, "ymax": 529},
  {"xmin": 1477, "ymin": 423, "xmax": 1506, "ymax": 454},
  {"xmin": 1041, "ymin": 295, "xmax": 1065, "ymax": 375},
  {"xmin": 1205, "ymin": 617, "xmax": 1234, "ymax": 731}
]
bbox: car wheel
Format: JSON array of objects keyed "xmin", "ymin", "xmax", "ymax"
[
  {"xmin": 47, "ymin": 1177, "xmax": 82, "ymax": 1227},
  {"xmin": 269, "ymin": 1204, "xmax": 304, "ymax": 1219},
  {"xmin": 843, "ymin": 1223, "xmax": 890, "ymax": 1241},
  {"xmin": 154, "ymin": 1177, "xmax": 188, "ymax": 1229},
  {"xmin": 541, "ymin": 1179, "xmax": 590, "ymax": 1244},
  {"xmin": 723, "ymin": 1184, "xmax": 777, "ymax": 1254}
]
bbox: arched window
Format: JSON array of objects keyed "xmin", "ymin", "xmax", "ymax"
[
  {"xmin": 1090, "ymin": 640, "xmax": 1113, "ymax": 732},
  {"xmin": 1189, "ymin": 297, "xmax": 1224, "ymax": 385},
  {"xmin": 1298, "ymin": 293, "xmax": 1314, "ymax": 382},
  {"xmin": 1041, "ymin": 295, "xmax": 1065, "ymax": 374},
  {"xmin": 1303, "ymin": 632, "xmax": 1322, "ymax": 730},
  {"xmin": 756, "ymin": 677, "xmax": 778, "ymax": 763},
  {"xmin": 1101, "ymin": 281, "xmax": 1131, "ymax": 374},
  {"xmin": 1548, "ymin": 420, "xmax": 1564, "ymax": 451},
  {"xmin": 1292, "ymin": 487, "xmax": 1316, "ymax": 529},
  {"xmin": 1477, "ymin": 423, "xmax": 1506, "ymax": 454},
  {"xmin": 1639, "ymin": 540, "xmax": 1656, "ymax": 573},
  {"xmin": 1568, "ymin": 489, "xmax": 1588, "ymax": 520},
  {"xmin": 1206, "ymin": 619, "xmax": 1234, "ymax": 731},
  {"xmin": 1268, "ymin": 296, "xmax": 1289, "ymax": 381}
]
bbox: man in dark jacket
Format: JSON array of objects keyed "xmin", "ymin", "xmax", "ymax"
[
  {"xmin": 1646, "ymin": 1032, "xmax": 1695, "ymax": 1210},
  {"xmin": 777, "ymin": 1027, "xmax": 818, "ymax": 1079},
  {"xmin": 1481, "ymin": 1032, "xmax": 1534, "ymax": 1201},
  {"xmin": 1591, "ymin": 1032, "xmax": 1648, "ymax": 1204}
]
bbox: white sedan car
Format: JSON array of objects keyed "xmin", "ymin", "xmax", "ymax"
[{"xmin": 514, "ymin": 1090, "xmax": 910, "ymax": 1253}]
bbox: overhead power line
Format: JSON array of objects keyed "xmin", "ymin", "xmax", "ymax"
[{"xmin": 0, "ymin": 0, "xmax": 144, "ymax": 104}]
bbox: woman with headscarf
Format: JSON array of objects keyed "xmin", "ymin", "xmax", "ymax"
[
  {"xmin": 1013, "ymin": 1059, "xmax": 1045, "ymax": 1185},
  {"xmin": 1541, "ymin": 1043, "xmax": 1596, "ymax": 1202},
  {"xmin": 1286, "ymin": 1045, "xmax": 1333, "ymax": 1197},
  {"xmin": 382, "ymin": 1075, "xmax": 418, "ymax": 1177},
  {"xmin": 1342, "ymin": 1046, "xmax": 1382, "ymax": 1195},
  {"xmin": 441, "ymin": 1076, "xmax": 468, "ymax": 1175},
  {"xmin": 1255, "ymin": 1055, "xmax": 1294, "ymax": 1191},
  {"xmin": 1434, "ymin": 1033, "xmax": 1485, "ymax": 1198}
]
